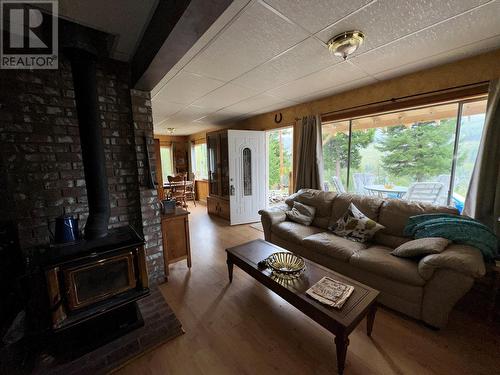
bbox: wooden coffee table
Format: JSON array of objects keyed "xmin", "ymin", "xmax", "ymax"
[{"xmin": 226, "ymin": 239, "xmax": 379, "ymax": 374}]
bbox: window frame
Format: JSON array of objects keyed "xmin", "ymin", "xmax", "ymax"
[
  {"xmin": 160, "ymin": 144, "xmax": 173, "ymax": 182},
  {"xmin": 191, "ymin": 141, "xmax": 208, "ymax": 180},
  {"xmin": 321, "ymin": 94, "xmax": 488, "ymax": 206}
]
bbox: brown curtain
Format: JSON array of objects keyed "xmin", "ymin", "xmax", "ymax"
[
  {"xmin": 294, "ymin": 115, "xmax": 324, "ymax": 191},
  {"xmin": 463, "ymin": 79, "xmax": 500, "ymax": 235}
]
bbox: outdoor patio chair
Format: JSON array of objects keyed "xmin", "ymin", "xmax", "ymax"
[
  {"xmin": 436, "ymin": 174, "xmax": 451, "ymax": 205},
  {"xmin": 404, "ymin": 182, "xmax": 445, "ymax": 204},
  {"xmin": 353, "ymin": 173, "xmax": 375, "ymax": 195},
  {"xmin": 332, "ymin": 176, "xmax": 346, "ymax": 193}
]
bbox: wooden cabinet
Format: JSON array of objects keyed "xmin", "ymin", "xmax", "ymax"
[
  {"xmin": 161, "ymin": 208, "xmax": 192, "ymax": 278},
  {"xmin": 207, "ymin": 196, "xmax": 230, "ymax": 220},
  {"xmin": 207, "ymin": 130, "xmax": 230, "ymax": 220}
]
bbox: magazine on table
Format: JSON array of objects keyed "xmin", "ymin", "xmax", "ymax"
[{"xmin": 306, "ymin": 276, "xmax": 354, "ymax": 309}]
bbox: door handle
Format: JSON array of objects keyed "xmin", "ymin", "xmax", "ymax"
[{"xmin": 230, "ymin": 185, "xmax": 235, "ymax": 196}]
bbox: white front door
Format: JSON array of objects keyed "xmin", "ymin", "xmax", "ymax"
[{"xmin": 228, "ymin": 130, "xmax": 266, "ymax": 225}]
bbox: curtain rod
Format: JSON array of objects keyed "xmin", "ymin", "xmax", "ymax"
[{"xmin": 293, "ymin": 81, "xmax": 489, "ymax": 121}]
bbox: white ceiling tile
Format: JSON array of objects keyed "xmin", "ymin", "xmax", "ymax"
[
  {"xmin": 153, "ymin": 71, "xmax": 225, "ymax": 105},
  {"xmin": 267, "ymin": 61, "xmax": 369, "ymax": 101},
  {"xmin": 248, "ymin": 100, "xmax": 296, "ymax": 115},
  {"xmin": 192, "ymin": 83, "xmax": 260, "ymax": 109},
  {"xmin": 167, "ymin": 105, "xmax": 214, "ymax": 123},
  {"xmin": 196, "ymin": 110, "xmax": 242, "ymax": 124},
  {"xmin": 154, "ymin": 121, "xmax": 225, "ymax": 136},
  {"xmin": 152, "ymin": 101, "xmax": 185, "ymax": 124},
  {"xmin": 151, "ymin": 68, "xmax": 179, "ymax": 98},
  {"xmin": 183, "ymin": 1, "xmax": 309, "ymax": 81},
  {"xmin": 373, "ymin": 35, "xmax": 500, "ymax": 81},
  {"xmin": 295, "ymin": 76, "xmax": 378, "ymax": 103},
  {"xmin": 221, "ymin": 93, "xmax": 292, "ymax": 115},
  {"xmin": 351, "ymin": 1, "xmax": 500, "ymax": 75},
  {"xmin": 316, "ymin": 0, "xmax": 491, "ymax": 53},
  {"xmin": 232, "ymin": 37, "xmax": 339, "ymax": 91},
  {"xmin": 263, "ymin": 0, "xmax": 372, "ymax": 34},
  {"xmin": 151, "ymin": 0, "xmax": 500, "ymax": 135}
]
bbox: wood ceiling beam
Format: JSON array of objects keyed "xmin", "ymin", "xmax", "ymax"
[{"xmin": 131, "ymin": 0, "xmax": 233, "ymax": 90}]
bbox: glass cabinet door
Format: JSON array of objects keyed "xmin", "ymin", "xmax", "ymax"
[
  {"xmin": 219, "ymin": 132, "xmax": 229, "ymax": 198},
  {"xmin": 207, "ymin": 133, "xmax": 219, "ymax": 196}
]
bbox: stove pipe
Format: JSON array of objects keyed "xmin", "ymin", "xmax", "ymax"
[{"xmin": 67, "ymin": 48, "xmax": 110, "ymax": 239}]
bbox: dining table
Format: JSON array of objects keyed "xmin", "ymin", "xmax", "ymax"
[{"xmin": 364, "ymin": 184, "xmax": 408, "ymax": 198}]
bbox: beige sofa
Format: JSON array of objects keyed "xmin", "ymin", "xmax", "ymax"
[{"xmin": 259, "ymin": 189, "xmax": 486, "ymax": 328}]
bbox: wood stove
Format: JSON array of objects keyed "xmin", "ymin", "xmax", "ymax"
[{"xmin": 42, "ymin": 226, "xmax": 149, "ymax": 330}]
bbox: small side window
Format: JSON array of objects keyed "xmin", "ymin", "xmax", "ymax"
[{"xmin": 243, "ymin": 148, "xmax": 252, "ymax": 196}]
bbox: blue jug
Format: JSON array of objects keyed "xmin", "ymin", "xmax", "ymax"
[{"xmin": 49, "ymin": 215, "xmax": 79, "ymax": 244}]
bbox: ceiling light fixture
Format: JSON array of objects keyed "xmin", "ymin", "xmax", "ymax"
[
  {"xmin": 166, "ymin": 127, "xmax": 175, "ymax": 135},
  {"xmin": 327, "ymin": 30, "xmax": 365, "ymax": 60}
]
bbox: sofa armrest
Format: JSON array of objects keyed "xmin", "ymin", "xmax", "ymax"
[
  {"xmin": 258, "ymin": 206, "xmax": 288, "ymax": 241},
  {"xmin": 418, "ymin": 244, "xmax": 486, "ymax": 280}
]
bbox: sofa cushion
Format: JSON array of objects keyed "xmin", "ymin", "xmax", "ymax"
[
  {"xmin": 330, "ymin": 193, "xmax": 384, "ymax": 226},
  {"xmin": 303, "ymin": 232, "xmax": 366, "ymax": 262},
  {"xmin": 373, "ymin": 232, "xmax": 409, "ymax": 248},
  {"xmin": 378, "ymin": 199, "xmax": 458, "ymax": 237},
  {"xmin": 285, "ymin": 201, "xmax": 316, "ymax": 226},
  {"xmin": 392, "ymin": 237, "xmax": 451, "ymax": 258},
  {"xmin": 329, "ymin": 203, "xmax": 385, "ymax": 243},
  {"xmin": 271, "ymin": 221, "xmax": 324, "ymax": 245},
  {"xmin": 350, "ymin": 246, "xmax": 425, "ymax": 286},
  {"xmin": 286, "ymin": 189, "xmax": 337, "ymax": 229},
  {"xmin": 418, "ymin": 244, "xmax": 486, "ymax": 280}
]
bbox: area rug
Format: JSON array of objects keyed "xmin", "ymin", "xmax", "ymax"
[
  {"xmin": 1, "ymin": 285, "xmax": 183, "ymax": 375},
  {"xmin": 250, "ymin": 222, "xmax": 264, "ymax": 232}
]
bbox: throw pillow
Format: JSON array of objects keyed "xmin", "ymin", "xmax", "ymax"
[
  {"xmin": 286, "ymin": 201, "xmax": 316, "ymax": 226},
  {"xmin": 329, "ymin": 203, "xmax": 384, "ymax": 243},
  {"xmin": 391, "ymin": 237, "xmax": 451, "ymax": 258}
]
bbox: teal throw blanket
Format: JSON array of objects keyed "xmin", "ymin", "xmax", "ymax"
[{"xmin": 404, "ymin": 213, "xmax": 498, "ymax": 262}]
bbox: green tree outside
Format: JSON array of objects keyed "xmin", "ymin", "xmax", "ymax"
[
  {"xmin": 322, "ymin": 129, "xmax": 375, "ymax": 187},
  {"xmin": 376, "ymin": 120, "xmax": 456, "ymax": 182}
]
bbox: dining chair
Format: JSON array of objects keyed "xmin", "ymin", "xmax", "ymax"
[
  {"xmin": 168, "ymin": 174, "xmax": 187, "ymax": 207},
  {"xmin": 404, "ymin": 182, "xmax": 445, "ymax": 204},
  {"xmin": 184, "ymin": 173, "xmax": 196, "ymax": 207}
]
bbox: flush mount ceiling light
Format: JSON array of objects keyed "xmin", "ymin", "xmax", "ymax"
[
  {"xmin": 166, "ymin": 127, "xmax": 175, "ymax": 135},
  {"xmin": 327, "ymin": 30, "xmax": 365, "ymax": 60}
]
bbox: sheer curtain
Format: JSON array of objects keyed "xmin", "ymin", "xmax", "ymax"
[
  {"xmin": 463, "ymin": 79, "xmax": 500, "ymax": 235},
  {"xmin": 294, "ymin": 114, "xmax": 324, "ymax": 191}
]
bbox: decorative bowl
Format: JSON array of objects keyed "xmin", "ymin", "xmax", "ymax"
[{"xmin": 265, "ymin": 252, "xmax": 305, "ymax": 280}]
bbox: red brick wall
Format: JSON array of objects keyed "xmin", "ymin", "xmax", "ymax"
[
  {"xmin": 0, "ymin": 56, "xmax": 165, "ymax": 282},
  {"xmin": 130, "ymin": 89, "xmax": 164, "ymax": 281}
]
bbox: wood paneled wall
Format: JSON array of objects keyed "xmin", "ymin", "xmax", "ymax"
[{"xmin": 195, "ymin": 180, "xmax": 209, "ymax": 202}]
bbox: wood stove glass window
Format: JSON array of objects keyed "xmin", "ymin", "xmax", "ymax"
[{"xmin": 65, "ymin": 253, "xmax": 136, "ymax": 310}]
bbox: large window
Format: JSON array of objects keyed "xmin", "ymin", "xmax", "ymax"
[
  {"xmin": 322, "ymin": 98, "xmax": 487, "ymax": 211},
  {"xmin": 267, "ymin": 127, "xmax": 293, "ymax": 206},
  {"xmin": 160, "ymin": 145, "xmax": 173, "ymax": 183},
  {"xmin": 192, "ymin": 142, "xmax": 208, "ymax": 180}
]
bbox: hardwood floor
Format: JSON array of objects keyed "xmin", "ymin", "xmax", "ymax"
[{"xmin": 116, "ymin": 204, "xmax": 500, "ymax": 375}]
